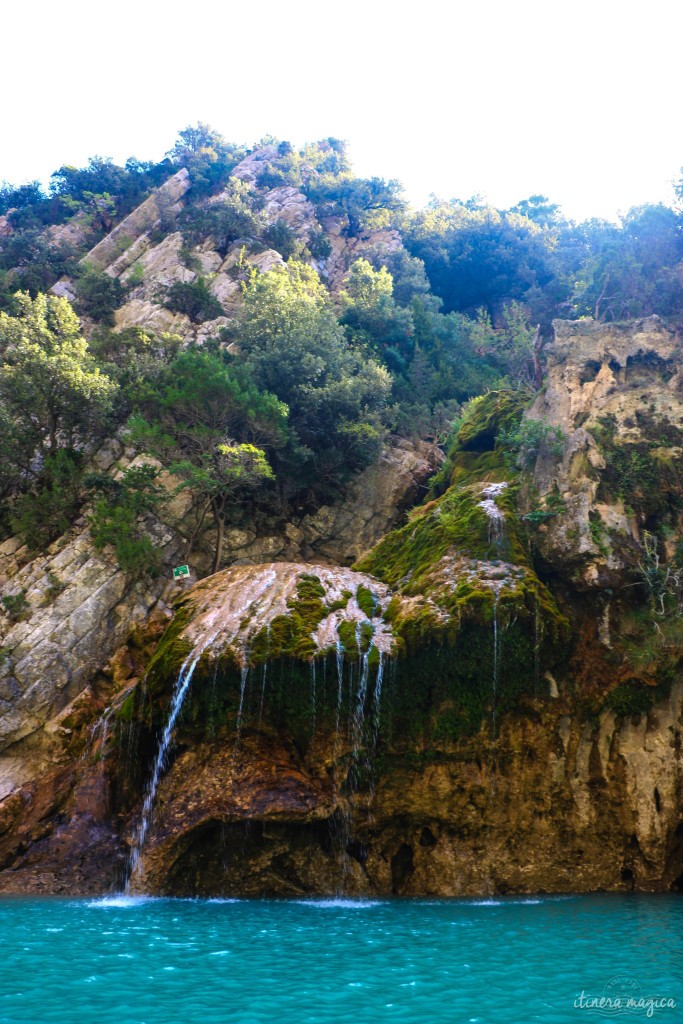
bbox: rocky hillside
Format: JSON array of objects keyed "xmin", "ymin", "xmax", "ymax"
[{"xmin": 0, "ymin": 316, "xmax": 681, "ymax": 898}]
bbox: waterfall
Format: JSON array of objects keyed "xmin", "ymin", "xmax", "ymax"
[
  {"xmin": 256, "ymin": 660, "xmax": 268, "ymax": 735},
  {"xmin": 235, "ymin": 662, "xmax": 250, "ymax": 744},
  {"xmin": 372, "ymin": 651, "xmax": 384, "ymax": 737},
  {"xmin": 533, "ymin": 596, "xmax": 541, "ymax": 694},
  {"xmin": 335, "ymin": 639, "xmax": 344, "ymax": 742},
  {"xmin": 351, "ymin": 634, "xmax": 371, "ymax": 756},
  {"xmin": 126, "ymin": 634, "xmax": 216, "ymax": 889},
  {"xmin": 478, "ymin": 482, "xmax": 508, "ymax": 552}
]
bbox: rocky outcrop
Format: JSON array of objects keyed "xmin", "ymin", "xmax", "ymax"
[
  {"xmin": 0, "ymin": 317, "xmax": 681, "ymax": 898},
  {"xmin": 120, "ymin": 679, "xmax": 683, "ymax": 898},
  {"xmin": 0, "ymin": 525, "xmax": 174, "ymax": 800},
  {"xmin": 85, "ymin": 169, "xmax": 191, "ymax": 272},
  {"xmin": 0, "ymin": 430, "xmax": 437, "ymax": 799},
  {"xmin": 211, "ymin": 437, "xmax": 442, "ymax": 569},
  {"xmin": 526, "ymin": 316, "xmax": 683, "ymax": 588}
]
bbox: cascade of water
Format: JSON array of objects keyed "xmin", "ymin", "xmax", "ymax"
[
  {"xmin": 84, "ymin": 705, "xmax": 110, "ymax": 761},
  {"xmin": 235, "ymin": 661, "xmax": 250, "ymax": 744},
  {"xmin": 256, "ymin": 660, "xmax": 268, "ymax": 736},
  {"xmin": 126, "ymin": 633, "xmax": 216, "ymax": 888},
  {"xmin": 478, "ymin": 481, "xmax": 508, "ymax": 552},
  {"xmin": 371, "ymin": 650, "xmax": 384, "ymax": 738},
  {"xmin": 351, "ymin": 646, "xmax": 371, "ymax": 756},
  {"xmin": 335, "ymin": 639, "xmax": 344, "ymax": 741},
  {"xmin": 99, "ymin": 708, "xmax": 112, "ymax": 760}
]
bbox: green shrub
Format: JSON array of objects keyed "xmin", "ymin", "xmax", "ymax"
[
  {"xmin": 262, "ymin": 220, "xmax": 298, "ymax": 260},
  {"xmin": 127, "ymin": 262, "xmax": 145, "ymax": 286},
  {"xmin": 2, "ymin": 589, "xmax": 29, "ymax": 622},
  {"xmin": 497, "ymin": 417, "xmax": 565, "ymax": 470},
  {"xmin": 307, "ymin": 230, "xmax": 332, "ymax": 261},
  {"xmin": 42, "ymin": 571, "xmax": 65, "ymax": 605},
  {"xmin": 10, "ymin": 449, "xmax": 83, "ymax": 550},
  {"xmin": 74, "ymin": 266, "xmax": 127, "ymax": 326},
  {"xmin": 163, "ymin": 277, "xmax": 224, "ymax": 323},
  {"xmin": 87, "ymin": 464, "xmax": 162, "ymax": 578}
]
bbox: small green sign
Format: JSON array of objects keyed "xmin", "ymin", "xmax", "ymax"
[{"xmin": 173, "ymin": 564, "xmax": 190, "ymax": 580}]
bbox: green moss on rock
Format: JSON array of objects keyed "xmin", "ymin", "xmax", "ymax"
[
  {"xmin": 144, "ymin": 604, "xmax": 193, "ymax": 697},
  {"xmin": 337, "ymin": 618, "xmax": 374, "ymax": 657},
  {"xmin": 356, "ymin": 584, "xmax": 379, "ymax": 618},
  {"xmin": 431, "ymin": 389, "xmax": 530, "ymax": 496},
  {"xmin": 247, "ymin": 574, "xmax": 330, "ymax": 664}
]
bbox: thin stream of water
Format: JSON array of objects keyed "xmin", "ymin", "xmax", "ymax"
[{"xmin": 127, "ymin": 633, "xmax": 218, "ymax": 887}]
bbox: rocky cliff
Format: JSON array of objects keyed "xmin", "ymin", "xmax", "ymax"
[{"xmin": 0, "ymin": 316, "xmax": 681, "ymax": 897}]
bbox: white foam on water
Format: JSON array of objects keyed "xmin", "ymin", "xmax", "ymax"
[
  {"xmin": 88, "ymin": 895, "xmax": 155, "ymax": 909},
  {"xmin": 296, "ymin": 898, "xmax": 382, "ymax": 909}
]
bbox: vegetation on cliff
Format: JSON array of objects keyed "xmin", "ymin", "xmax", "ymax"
[{"xmin": 1, "ymin": 123, "xmax": 683, "ymax": 591}]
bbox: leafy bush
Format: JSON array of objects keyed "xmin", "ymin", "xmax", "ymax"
[
  {"xmin": 236, "ymin": 261, "xmax": 392, "ymax": 500},
  {"xmin": 178, "ymin": 183, "xmax": 261, "ymax": 256},
  {"xmin": 10, "ymin": 449, "xmax": 83, "ymax": 550},
  {"xmin": 163, "ymin": 278, "xmax": 224, "ymax": 323},
  {"xmin": 262, "ymin": 220, "xmax": 298, "ymax": 260},
  {"xmin": 87, "ymin": 464, "xmax": 162, "ymax": 578},
  {"xmin": 1, "ymin": 590, "xmax": 29, "ymax": 622},
  {"xmin": 497, "ymin": 417, "xmax": 565, "ymax": 470},
  {"xmin": 75, "ymin": 266, "xmax": 127, "ymax": 325},
  {"xmin": 307, "ymin": 230, "xmax": 332, "ymax": 261}
]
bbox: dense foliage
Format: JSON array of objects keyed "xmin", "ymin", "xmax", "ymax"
[{"xmin": 2, "ymin": 123, "xmax": 683, "ymax": 572}]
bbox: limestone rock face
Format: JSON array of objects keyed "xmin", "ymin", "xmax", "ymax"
[
  {"xmin": 84, "ymin": 169, "xmax": 191, "ymax": 272},
  {"xmin": 230, "ymin": 145, "xmax": 280, "ymax": 186},
  {"xmin": 124, "ymin": 681, "xmax": 683, "ymax": 898},
  {"xmin": 0, "ymin": 530, "xmax": 166, "ymax": 755},
  {"xmin": 526, "ymin": 316, "xmax": 683, "ymax": 587},
  {"xmin": 296, "ymin": 439, "xmax": 442, "ymax": 565},
  {"xmin": 214, "ymin": 437, "xmax": 442, "ymax": 568},
  {"xmin": 171, "ymin": 561, "xmax": 397, "ymax": 666},
  {"xmin": 261, "ymin": 186, "xmax": 317, "ymax": 235}
]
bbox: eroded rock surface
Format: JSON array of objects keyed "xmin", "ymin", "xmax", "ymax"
[
  {"xmin": 0, "ymin": 317, "xmax": 682, "ymax": 898},
  {"xmin": 527, "ymin": 316, "xmax": 683, "ymax": 587}
]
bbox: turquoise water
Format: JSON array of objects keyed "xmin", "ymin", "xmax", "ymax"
[{"xmin": 0, "ymin": 895, "xmax": 681, "ymax": 1023}]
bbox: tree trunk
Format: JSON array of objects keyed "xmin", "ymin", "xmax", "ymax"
[
  {"xmin": 211, "ymin": 499, "xmax": 225, "ymax": 575},
  {"xmin": 183, "ymin": 500, "xmax": 211, "ymax": 562},
  {"xmin": 48, "ymin": 414, "xmax": 57, "ymax": 452}
]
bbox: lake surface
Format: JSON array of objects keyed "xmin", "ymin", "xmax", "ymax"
[{"xmin": 0, "ymin": 894, "xmax": 680, "ymax": 1023}]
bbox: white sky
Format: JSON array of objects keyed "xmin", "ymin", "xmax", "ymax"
[{"xmin": 1, "ymin": 0, "xmax": 682, "ymax": 222}]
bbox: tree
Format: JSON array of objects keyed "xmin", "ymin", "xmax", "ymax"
[
  {"xmin": 167, "ymin": 123, "xmax": 245, "ymax": 196},
  {"xmin": 163, "ymin": 278, "xmax": 224, "ymax": 323},
  {"xmin": 172, "ymin": 443, "xmax": 274, "ymax": 573},
  {"xmin": 0, "ymin": 180, "xmax": 46, "ymax": 216},
  {"xmin": 509, "ymin": 195, "xmax": 562, "ymax": 226},
  {"xmin": 403, "ymin": 199, "xmax": 558, "ymax": 318},
  {"xmin": 0, "ymin": 292, "xmax": 117, "ymax": 454},
  {"xmin": 236, "ymin": 261, "xmax": 392, "ymax": 499},
  {"xmin": 128, "ymin": 348, "xmax": 286, "ymax": 570},
  {"xmin": 339, "ymin": 258, "xmax": 414, "ymax": 372},
  {"xmin": 570, "ymin": 205, "xmax": 683, "ymax": 321},
  {"xmin": 178, "ymin": 179, "xmax": 262, "ymax": 256},
  {"xmin": 87, "ymin": 463, "xmax": 163, "ymax": 577},
  {"xmin": 10, "ymin": 449, "xmax": 84, "ymax": 550},
  {"xmin": 305, "ymin": 174, "xmax": 405, "ymax": 236},
  {"xmin": 74, "ymin": 265, "xmax": 127, "ymax": 325}
]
